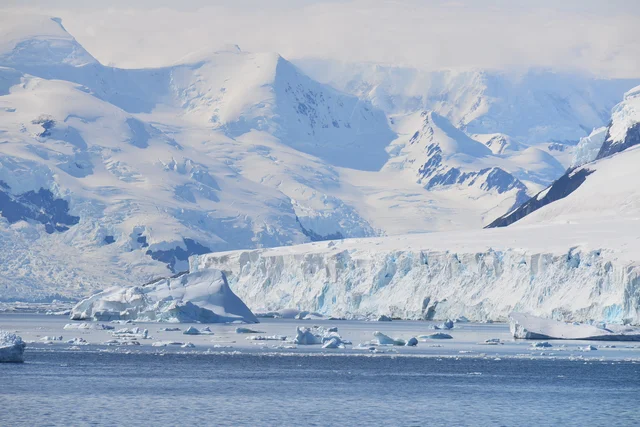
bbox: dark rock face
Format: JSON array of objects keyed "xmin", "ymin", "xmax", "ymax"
[
  {"xmin": 596, "ymin": 122, "xmax": 640, "ymax": 160},
  {"xmin": 0, "ymin": 181, "xmax": 79, "ymax": 233},
  {"xmin": 146, "ymin": 238, "xmax": 212, "ymax": 273},
  {"xmin": 486, "ymin": 168, "xmax": 593, "ymax": 228},
  {"xmin": 296, "ymin": 216, "xmax": 344, "ymax": 242}
]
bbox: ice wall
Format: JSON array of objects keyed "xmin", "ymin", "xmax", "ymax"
[{"xmin": 192, "ymin": 243, "xmax": 640, "ymax": 324}]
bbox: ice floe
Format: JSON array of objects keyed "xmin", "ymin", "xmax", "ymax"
[
  {"xmin": 510, "ymin": 313, "xmax": 640, "ymax": 341},
  {"xmin": 64, "ymin": 322, "xmax": 114, "ymax": 330}
]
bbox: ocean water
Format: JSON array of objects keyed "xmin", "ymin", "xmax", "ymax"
[{"xmin": 2, "ymin": 350, "xmax": 639, "ymax": 426}]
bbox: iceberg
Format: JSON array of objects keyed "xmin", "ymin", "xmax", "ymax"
[
  {"xmin": 509, "ymin": 313, "xmax": 640, "ymax": 341},
  {"xmin": 293, "ymin": 327, "xmax": 323, "ymax": 345},
  {"xmin": 373, "ymin": 331, "xmax": 406, "ymax": 346},
  {"xmin": 419, "ymin": 333, "xmax": 453, "ymax": 340},
  {"xmin": 0, "ymin": 331, "xmax": 26, "ymax": 363},
  {"xmin": 70, "ymin": 269, "xmax": 258, "ymax": 324}
]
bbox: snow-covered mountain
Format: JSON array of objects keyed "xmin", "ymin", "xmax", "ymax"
[
  {"xmin": 0, "ymin": 16, "xmax": 637, "ymax": 302},
  {"xmin": 295, "ymin": 59, "xmax": 640, "ymax": 145},
  {"xmin": 191, "ymin": 86, "xmax": 640, "ymax": 323},
  {"xmin": 488, "ymin": 85, "xmax": 640, "ymax": 228}
]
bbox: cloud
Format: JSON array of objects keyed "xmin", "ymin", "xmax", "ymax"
[{"xmin": 4, "ymin": 0, "xmax": 640, "ymax": 77}]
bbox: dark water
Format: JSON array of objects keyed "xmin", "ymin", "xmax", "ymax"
[{"xmin": 1, "ymin": 350, "xmax": 639, "ymax": 426}]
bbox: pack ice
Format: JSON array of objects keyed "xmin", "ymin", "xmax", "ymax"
[
  {"xmin": 0, "ymin": 331, "xmax": 26, "ymax": 363},
  {"xmin": 70, "ymin": 269, "xmax": 258, "ymax": 324},
  {"xmin": 510, "ymin": 313, "xmax": 640, "ymax": 341}
]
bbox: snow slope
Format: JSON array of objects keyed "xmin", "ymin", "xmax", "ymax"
[{"xmin": 489, "ymin": 85, "xmax": 640, "ymax": 228}]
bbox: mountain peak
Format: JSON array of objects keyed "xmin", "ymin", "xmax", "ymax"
[{"xmin": 0, "ymin": 14, "xmax": 97, "ymax": 68}]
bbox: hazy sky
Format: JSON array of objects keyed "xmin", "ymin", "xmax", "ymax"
[{"xmin": 4, "ymin": 0, "xmax": 640, "ymax": 77}]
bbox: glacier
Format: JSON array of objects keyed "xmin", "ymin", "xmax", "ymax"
[
  {"xmin": 70, "ymin": 269, "xmax": 259, "ymax": 324},
  {"xmin": 191, "ymin": 218, "xmax": 640, "ymax": 324}
]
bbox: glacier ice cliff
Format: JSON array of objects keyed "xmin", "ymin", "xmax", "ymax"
[{"xmin": 190, "ymin": 225, "xmax": 640, "ymax": 324}]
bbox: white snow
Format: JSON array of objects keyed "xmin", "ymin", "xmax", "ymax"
[
  {"xmin": 70, "ymin": 269, "xmax": 258, "ymax": 324},
  {"xmin": 509, "ymin": 313, "xmax": 640, "ymax": 341},
  {"xmin": 0, "ymin": 331, "xmax": 26, "ymax": 363},
  {"xmin": 0, "ymin": 16, "xmax": 635, "ymax": 304}
]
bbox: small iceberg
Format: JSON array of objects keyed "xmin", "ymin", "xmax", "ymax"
[
  {"xmin": 64, "ymin": 323, "xmax": 114, "ymax": 330},
  {"xmin": 235, "ymin": 327, "xmax": 263, "ymax": 334},
  {"xmin": 509, "ymin": 313, "xmax": 640, "ymax": 341},
  {"xmin": 419, "ymin": 333, "xmax": 453, "ymax": 340},
  {"xmin": 405, "ymin": 337, "xmax": 418, "ymax": 347},
  {"xmin": 0, "ymin": 331, "xmax": 26, "ymax": 363},
  {"xmin": 294, "ymin": 327, "xmax": 323, "ymax": 345},
  {"xmin": 373, "ymin": 331, "xmax": 405, "ymax": 346}
]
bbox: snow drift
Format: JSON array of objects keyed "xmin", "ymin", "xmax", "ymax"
[
  {"xmin": 0, "ymin": 331, "xmax": 26, "ymax": 363},
  {"xmin": 70, "ymin": 269, "xmax": 258, "ymax": 324}
]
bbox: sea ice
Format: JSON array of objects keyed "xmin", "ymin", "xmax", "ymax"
[
  {"xmin": 64, "ymin": 323, "xmax": 114, "ymax": 330},
  {"xmin": 510, "ymin": 313, "xmax": 640, "ymax": 341},
  {"xmin": 405, "ymin": 337, "xmax": 418, "ymax": 347},
  {"xmin": 0, "ymin": 331, "xmax": 26, "ymax": 363}
]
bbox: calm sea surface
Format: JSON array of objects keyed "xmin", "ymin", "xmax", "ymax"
[{"xmin": 1, "ymin": 350, "xmax": 639, "ymax": 426}]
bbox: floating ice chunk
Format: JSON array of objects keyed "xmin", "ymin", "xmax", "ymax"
[
  {"xmin": 509, "ymin": 313, "xmax": 640, "ymax": 341},
  {"xmin": 0, "ymin": 331, "xmax": 26, "ymax": 363},
  {"xmin": 322, "ymin": 337, "xmax": 346, "ymax": 349},
  {"xmin": 327, "ymin": 326, "xmax": 339, "ymax": 333},
  {"xmin": 419, "ymin": 333, "xmax": 453, "ymax": 340},
  {"xmin": 377, "ymin": 315, "xmax": 393, "ymax": 322},
  {"xmin": 440, "ymin": 319, "xmax": 454, "ymax": 330},
  {"xmin": 455, "ymin": 316, "xmax": 470, "ymax": 323},
  {"xmin": 235, "ymin": 327, "xmax": 263, "ymax": 334},
  {"xmin": 247, "ymin": 335, "xmax": 286, "ymax": 341},
  {"xmin": 70, "ymin": 269, "xmax": 258, "ymax": 324},
  {"xmin": 484, "ymin": 338, "xmax": 502, "ymax": 345},
  {"xmin": 158, "ymin": 327, "xmax": 182, "ymax": 332},
  {"xmin": 373, "ymin": 331, "xmax": 405, "ymax": 346},
  {"xmin": 182, "ymin": 342, "xmax": 195, "ymax": 348},
  {"xmin": 64, "ymin": 322, "xmax": 114, "ymax": 330},
  {"xmin": 294, "ymin": 327, "xmax": 323, "ymax": 345},
  {"xmin": 581, "ymin": 345, "xmax": 598, "ymax": 351},
  {"xmin": 200, "ymin": 327, "xmax": 215, "ymax": 335},
  {"xmin": 40, "ymin": 335, "xmax": 63, "ymax": 342},
  {"xmin": 152, "ymin": 341, "xmax": 184, "ymax": 347},
  {"xmin": 183, "ymin": 326, "xmax": 201, "ymax": 335},
  {"xmin": 405, "ymin": 337, "xmax": 418, "ymax": 347},
  {"xmin": 66, "ymin": 337, "xmax": 88, "ymax": 345},
  {"xmin": 531, "ymin": 341, "xmax": 553, "ymax": 348},
  {"xmin": 112, "ymin": 327, "xmax": 148, "ymax": 339}
]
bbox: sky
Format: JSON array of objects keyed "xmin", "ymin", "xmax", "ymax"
[{"xmin": 3, "ymin": 0, "xmax": 640, "ymax": 77}]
